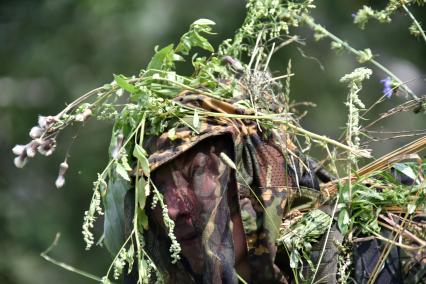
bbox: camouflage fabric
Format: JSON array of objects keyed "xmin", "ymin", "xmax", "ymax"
[
  {"xmin": 135, "ymin": 92, "xmax": 310, "ymax": 283},
  {"xmin": 126, "ymin": 92, "xmax": 425, "ymax": 283}
]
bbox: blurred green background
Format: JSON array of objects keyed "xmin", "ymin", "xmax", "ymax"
[{"xmin": 1, "ymin": 1, "xmax": 424, "ymax": 283}]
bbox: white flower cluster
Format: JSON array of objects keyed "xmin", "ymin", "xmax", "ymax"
[
  {"xmin": 12, "ymin": 115, "xmax": 59, "ymax": 168},
  {"xmin": 341, "ymin": 68, "xmax": 372, "ymax": 163},
  {"xmin": 101, "ymin": 276, "xmax": 111, "ymax": 284},
  {"xmin": 161, "ymin": 204, "xmax": 181, "ymax": 264},
  {"xmin": 113, "ymin": 248, "xmax": 127, "ymax": 279},
  {"xmin": 149, "ymin": 185, "xmax": 182, "ymax": 264},
  {"xmin": 82, "ymin": 187, "xmax": 104, "ymax": 250}
]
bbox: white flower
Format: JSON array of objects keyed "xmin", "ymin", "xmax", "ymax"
[
  {"xmin": 55, "ymin": 175, "xmax": 65, "ymax": 188},
  {"xmin": 26, "ymin": 140, "xmax": 40, "ymax": 158},
  {"xmin": 14, "ymin": 155, "xmax": 27, "ymax": 168},
  {"xmin": 37, "ymin": 138, "xmax": 56, "ymax": 156},
  {"xmin": 38, "ymin": 115, "xmax": 58, "ymax": 129},
  {"xmin": 38, "ymin": 116, "xmax": 48, "ymax": 128},
  {"xmin": 12, "ymin": 144, "xmax": 26, "ymax": 155},
  {"xmin": 29, "ymin": 126, "xmax": 43, "ymax": 139},
  {"xmin": 55, "ymin": 161, "xmax": 69, "ymax": 188}
]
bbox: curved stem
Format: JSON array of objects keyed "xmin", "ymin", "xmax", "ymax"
[
  {"xmin": 302, "ymin": 15, "xmax": 419, "ymax": 100},
  {"xmin": 402, "ymin": 4, "xmax": 426, "ymax": 44}
]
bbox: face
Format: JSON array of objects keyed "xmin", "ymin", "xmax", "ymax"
[{"xmin": 151, "ymin": 138, "xmax": 231, "ymax": 274}]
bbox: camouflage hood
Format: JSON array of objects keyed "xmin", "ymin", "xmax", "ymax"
[{"xmin": 137, "ymin": 92, "xmax": 312, "ymax": 283}]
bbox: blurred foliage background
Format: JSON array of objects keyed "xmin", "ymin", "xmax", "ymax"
[{"xmin": 0, "ymin": 1, "xmax": 424, "ymax": 283}]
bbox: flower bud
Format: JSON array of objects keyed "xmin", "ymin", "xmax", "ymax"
[
  {"xmin": 55, "ymin": 175, "xmax": 65, "ymax": 188},
  {"xmin": 29, "ymin": 126, "xmax": 43, "ymax": 139},
  {"xmin": 26, "ymin": 140, "xmax": 40, "ymax": 158},
  {"xmin": 38, "ymin": 115, "xmax": 58, "ymax": 129},
  {"xmin": 12, "ymin": 144, "xmax": 26, "ymax": 156},
  {"xmin": 14, "ymin": 154, "xmax": 27, "ymax": 168},
  {"xmin": 55, "ymin": 161, "xmax": 69, "ymax": 188}
]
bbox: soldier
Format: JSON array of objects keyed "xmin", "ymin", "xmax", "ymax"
[{"xmin": 125, "ymin": 92, "xmax": 326, "ymax": 283}]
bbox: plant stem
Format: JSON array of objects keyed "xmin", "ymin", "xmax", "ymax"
[
  {"xmin": 402, "ymin": 4, "xmax": 426, "ymax": 44},
  {"xmin": 302, "ymin": 15, "xmax": 419, "ymax": 100},
  {"xmin": 41, "ymin": 233, "xmax": 107, "ymax": 283}
]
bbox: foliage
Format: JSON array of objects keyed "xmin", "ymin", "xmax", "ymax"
[{"xmin": 11, "ymin": 0, "xmax": 426, "ymax": 283}]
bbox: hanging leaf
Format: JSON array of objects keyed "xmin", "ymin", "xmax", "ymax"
[
  {"xmin": 103, "ymin": 177, "xmax": 129, "ymax": 255},
  {"xmin": 133, "ymin": 144, "xmax": 150, "ymax": 175},
  {"xmin": 121, "ymin": 155, "xmax": 132, "ymax": 171},
  {"xmin": 136, "ymin": 177, "xmax": 147, "ymax": 210},
  {"xmin": 116, "ymin": 163, "xmax": 130, "ymax": 181},
  {"xmin": 175, "ymin": 19, "xmax": 216, "ymax": 55},
  {"xmin": 114, "ymin": 74, "xmax": 139, "ymax": 94},
  {"xmin": 138, "ymin": 208, "xmax": 149, "ymax": 231},
  {"xmin": 338, "ymin": 208, "xmax": 350, "ymax": 234}
]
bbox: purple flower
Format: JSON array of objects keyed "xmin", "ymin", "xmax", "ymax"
[
  {"xmin": 380, "ymin": 77, "xmax": 393, "ymax": 98},
  {"xmin": 352, "ymin": 13, "xmax": 356, "ymax": 19}
]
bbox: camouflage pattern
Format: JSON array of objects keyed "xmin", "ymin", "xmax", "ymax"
[
  {"xmin": 139, "ymin": 91, "xmax": 307, "ymax": 283},
  {"xmin": 127, "ymin": 91, "xmax": 425, "ymax": 283}
]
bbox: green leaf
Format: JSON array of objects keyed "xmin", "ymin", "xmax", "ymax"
[
  {"xmin": 114, "ymin": 74, "xmax": 139, "ymax": 94},
  {"xmin": 193, "ymin": 18, "xmax": 216, "ymax": 26},
  {"xmin": 121, "ymin": 155, "xmax": 132, "ymax": 171},
  {"xmin": 103, "ymin": 177, "xmax": 129, "ymax": 255},
  {"xmin": 133, "ymin": 144, "xmax": 150, "ymax": 175},
  {"xmin": 136, "ymin": 177, "xmax": 147, "ymax": 210},
  {"xmin": 338, "ymin": 208, "xmax": 350, "ymax": 234},
  {"xmin": 172, "ymin": 53, "xmax": 185, "ymax": 62},
  {"xmin": 175, "ymin": 19, "xmax": 215, "ymax": 55},
  {"xmin": 133, "ymin": 144, "xmax": 147, "ymax": 159},
  {"xmin": 138, "ymin": 208, "xmax": 149, "ymax": 230},
  {"xmin": 147, "ymin": 44, "xmax": 174, "ymax": 71},
  {"xmin": 116, "ymin": 163, "xmax": 130, "ymax": 181}
]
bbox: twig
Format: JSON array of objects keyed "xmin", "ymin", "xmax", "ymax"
[
  {"xmin": 378, "ymin": 215, "xmax": 426, "ymax": 247},
  {"xmin": 41, "ymin": 233, "xmax": 106, "ymax": 283},
  {"xmin": 402, "ymin": 4, "xmax": 426, "ymax": 44},
  {"xmin": 302, "ymin": 15, "xmax": 419, "ymax": 100}
]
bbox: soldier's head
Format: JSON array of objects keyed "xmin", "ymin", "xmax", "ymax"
[{"xmin": 150, "ymin": 136, "xmax": 243, "ymax": 276}]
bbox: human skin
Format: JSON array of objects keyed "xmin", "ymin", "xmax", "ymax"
[{"xmin": 151, "ymin": 136, "xmax": 250, "ymax": 281}]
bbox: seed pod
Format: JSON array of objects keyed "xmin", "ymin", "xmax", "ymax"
[{"xmin": 220, "ymin": 152, "xmax": 236, "ymax": 170}]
